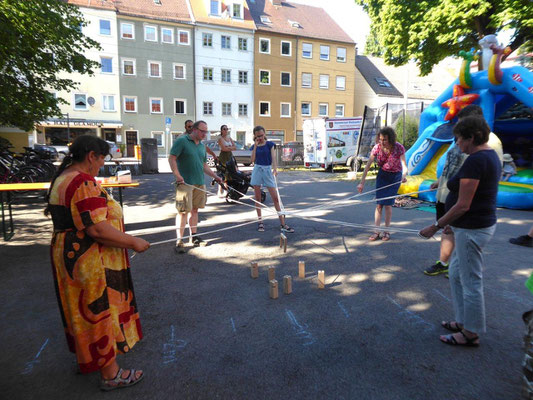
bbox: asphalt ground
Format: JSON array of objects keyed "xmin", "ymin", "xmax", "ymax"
[{"xmin": 1, "ymin": 169, "xmax": 532, "ymax": 400}]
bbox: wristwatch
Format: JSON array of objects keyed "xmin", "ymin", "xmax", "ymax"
[{"xmin": 434, "ymin": 221, "xmax": 443, "ymax": 229}]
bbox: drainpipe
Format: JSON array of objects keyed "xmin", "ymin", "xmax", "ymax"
[
  {"xmin": 192, "ymin": 26, "xmax": 197, "ymax": 121},
  {"xmin": 293, "ymin": 36, "xmax": 299, "ymax": 141}
]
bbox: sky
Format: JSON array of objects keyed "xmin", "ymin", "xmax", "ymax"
[{"xmin": 289, "ymin": 0, "xmax": 371, "ymax": 52}]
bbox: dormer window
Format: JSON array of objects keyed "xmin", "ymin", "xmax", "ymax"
[
  {"xmin": 375, "ymin": 78, "xmax": 391, "ymax": 88},
  {"xmin": 288, "ymin": 19, "xmax": 301, "ymax": 28},
  {"xmin": 210, "ymin": 0, "xmax": 220, "ymax": 15},
  {"xmin": 232, "ymin": 3, "xmax": 242, "ymax": 19},
  {"xmin": 153, "ymin": 0, "xmax": 161, "ymax": 4},
  {"xmin": 260, "ymin": 15, "xmax": 271, "ymax": 24}
]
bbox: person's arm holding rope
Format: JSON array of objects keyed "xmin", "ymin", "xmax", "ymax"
[
  {"xmin": 357, "ymin": 154, "xmax": 376, "ymax": 193},
  {"xmin": 168, "ymin": 154, "xmax": 185, "ymax": 184},
  {"xmin": 400, "ymin": 153, "xmax": 408, "ymax": 183},
  {"xmin": 204, "ymin": 162, "xmax": 223, "ymax": 184},
  {"xmin": 250, "ymin": 141, "xmax": 257, "ymax": 165}
]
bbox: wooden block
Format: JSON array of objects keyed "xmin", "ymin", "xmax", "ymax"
[
  {"xmin": 250, "ymin": 262, "xmax": 258, "ymax": 279},
  {"xmin": 279, "ymin": 233, "xmax": 287, "ymax": 253},
  {"xmin": 283, "ymin": 275, "xmax": 292, "ymax": 294},
  {"xmin": 269, "ymin": 279, "xmax": 279, "ymax": 299},
  {"xmin": 298, "ymin": 260, "xmax": 305, "ymax": 278},
  {"xmin": 268, "ymin": 266, "xmax": 276, "ymax": 282},
  {"xmin": 317, "ymin": 270, "xmax": 325, "ymax": 289}
]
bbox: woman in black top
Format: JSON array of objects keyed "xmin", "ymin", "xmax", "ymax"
[{"xmin": 420, "ymin": 116, "xmax": 501, "ymax": 347}]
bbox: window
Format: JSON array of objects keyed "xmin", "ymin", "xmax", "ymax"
[
  {"xmin": 259, "ymin": 38, "xmax": 270, "ymax": 54},
  {"xmin": 202, "ymin": 33, "xmax": 213, "ymax": 47},
  {"xmin": 203, "ymin": 67, "xmax": 213, "ymax": 81},
  {"xmin": 178, "ymin": 30, "xmax": 190, "ymax": 45},
  {"xmin": 173, "ymin": 63, "xmax": 185, "ymax": 79},
  {"xmin": 320, "ymin": 45, "xmax": 330, "ymax": 60},
  {"xmin": 221, "ymin": 35, "xmax": 231, "ymax": 49},
  {"xmin": 281, "ymin": 41, "xmax": 291, "ymax": 56},
  {"xmin": 301, "ymin": 102, "xmax": 311, "ymax": 116},
  {"xmin": 319, "ymin": 74, "xmax": 329, "ymax": 89},
  {"xmin": 210, "ymin": 0, "xmax": 219, "ymax": 15},
  {"xmin": 238, "ymin": 103, "xmax": 248, "ymax": 116},
  {"xmin": 144, "ymin": 25, "xmax": 157, "ymax": 41},
  {"xmin": 238, "ymin": 37, "xmax": 248, "ymax": 51},
  {"xmin": 336, "ymin": 76, "xmax": 346, "ymax": 90},
  {"xmin": 301, "ymin": 73, "xmax": 312, "ymax": 88},
  {"xmin": 259, "ymin": 70, "xmax": 270, "ymax": 85},
  {"xmin": 99, "ymin": 20, "xmax": 111, "ymax": 35},
  {"xmin": 151, "ymin": 131, "xmax": 164, "ymax": 147},
  {"xmin": 238, "ymin": 70, "xmax": 248, "ymax": 84},
  {"xmin": 161, "ymin": 27, "xmax": 174, "ymax": 44},
  {"xmin": 174, "ymin": 99, "xmax": 186, "ymax": 114},
  {"xmin": 281, "ymin": 72, "xmax": 291, "ymax": 87},
  {"xmin": 375, "ymin": 77, "xmax": 392, "ymax": 87},
  {"xmin": 148, "ymin": 61, "xmax": 161, "ymax": 78},
  {"xmin": 122, "ymin": 59, "xmax": 135, "ymax": 75},
  {"xmin": 280, "ymin": 102, "xmax": 291, "ymax": 118},
  {"xmin": 221, "ymin": 69, "xmax": 231, "ymax": 83},
  {"xmin": 260, "ymin": 15, "xmax": 271, "ymax": 24},
  {"xmin": 74, "ymin": 94, "xmax": 87, "ymax": 110},
  {"xmin": 335, "ymin": 104, "xmax": 345, "ymax": 117},
  {"xmin": 319, "ymin": 103, "xmax": 328, "ymax": 116},
  {"xmin": 302, "ymin": 43, "xmax": 312, "ymax": 58},
  {"xmin": 100, "ymin": 57, "xmax": 113, "ymax": 73},
  {"xmin": 222, "ymin": 103, "xmax": 232, "ymax": 116},
  {"xmin": 121, "ymin": 23, "xmax": 134, "ymax": 39},
  {"xmin": 203, "ymin": 102, "xmax": 213, "ymax": 115},
  {"xmin": 259, "ymin": 101, "xmax": 270, "ymax": 116},
  {"xmin": 233, "ymin": 3, "xmax": 242, "ymax": 18},
  {"xmin": 337, "ymin": 47, "xmax": 346, "ymax": 62},
  {"xmin": 150, "ymin": 97, "xmax": 163, "ymax": 114},
  {"xmin": 124, "ymin": 96, "xmax": 137, "ymax": 113},
  {"xmin": 102, "ymin": 95, "xmax": 115, "ymax": 112}
]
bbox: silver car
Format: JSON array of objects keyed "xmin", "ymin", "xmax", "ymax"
[{"xmin": 204, "ymin": 140, "xmax": 252, "ymax": 167}]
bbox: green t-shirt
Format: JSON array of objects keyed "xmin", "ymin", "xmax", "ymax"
[
  {"xmin": 526, "ymin": 273, "xmax": 533, "ymax": 296},
  {"xmin": 170, "ymin": 135, "xmax": 207, "ymax": 185}
]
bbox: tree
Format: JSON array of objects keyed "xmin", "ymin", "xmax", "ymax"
[
  {"xmin": 355, "ymin": 0, "xmax": 533, "ymax": 75},
  {"xmin": 0, "ymin": 0, "xmax": 100, "ymax": 131},
  {"xmin": 364, "ymin": 29, "xmax": 384, "ymax": 57}
]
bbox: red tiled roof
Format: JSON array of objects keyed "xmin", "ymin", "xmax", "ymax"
[
  {"xmin": 66, "ymin": 0, "xmax": 117, "ymax": 11},
  {"xmin": 116, "ymin": 0, "xmax": 191, "ymax": 22},
  {"xmin": 247, "ymin": 0, "xmax": 354, "ymax": 44}
]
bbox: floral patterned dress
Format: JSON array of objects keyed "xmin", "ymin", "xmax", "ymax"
[{"xmin": 48, "ymin": 170, "xmax": 142, "ymax": 373}]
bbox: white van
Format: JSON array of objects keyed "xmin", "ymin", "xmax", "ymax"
[{"xmin": 303, "ymin": 117, "xmax": 363, "ymax": 171}]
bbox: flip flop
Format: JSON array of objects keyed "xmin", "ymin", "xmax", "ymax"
[{"xmin": 257, "ymin": 222, "xmax": 265, "ymax": 232}]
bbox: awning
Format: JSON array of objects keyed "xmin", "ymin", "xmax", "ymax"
[{"xmin": 39, "ymin": 118, "xmax": 123, "ymax": 128}]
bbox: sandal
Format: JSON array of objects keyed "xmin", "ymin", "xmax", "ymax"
[
  {"xmin": 369, "ymin": 232, "xmax": 380, "ymax": 241},
  {"xmin": 440, "ymin": 331, "xmax": 479, "ymax": 347},
  {"xmin": 381, "ymin": 232, "xmax": 391, "ymax": 241},
  {"xmin": 441, "ymin": 321, "xmax": 463, "ymax": 333},
  {"xmin": 281, "ymin": 224, "xmax": 295, "ymax": 233},
  {"xmin": 100, "ymin": 368, "xmax": 144, "ymax": 391},
  {"xmin": 257, "ymin": 222, "xmax": 265, "ymax": 232}
]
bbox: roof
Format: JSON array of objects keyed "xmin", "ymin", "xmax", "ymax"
[
  {"xmin": 189, "ymin": 0, "xmax": 255, "ymax": 30},
  {"xmin": 247, "ymin": 0, "xmax": 354, "ymax": 44},
  {"xmin": 356, "ymin": 56, "xmax": 403, "ymax": 97},
  {"xmin": 66, "ymin": 0, "xmax": 117, "ymax": 11},
  {"xmin": 115, "ymin": 0, "xmax": 192, "ymax": 23}
]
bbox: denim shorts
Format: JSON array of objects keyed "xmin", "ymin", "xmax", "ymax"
[{"xmin": 250, "ymin": 164, "xmax": 276, "ymax": 188}]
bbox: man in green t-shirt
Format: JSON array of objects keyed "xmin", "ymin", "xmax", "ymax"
[{"xmin": 169, "ymin": 120, "xmax": 222, "ymax": 253}]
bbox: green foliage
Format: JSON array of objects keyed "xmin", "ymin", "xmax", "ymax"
[
  {"xmin": 393, "ymin": 114, "xmax": 419, "ymax": 150},
  {"xmin": 0, "ymin": 0, "xmax": 100, "ymax": 131},
  {"xmin": 355, "ymin": 0, "xmax": 533, "ymax": 75},
  {"xmin": 364, "ymin": 28, "xmax": 384, "ymax": 57}
]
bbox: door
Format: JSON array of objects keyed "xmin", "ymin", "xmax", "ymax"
[{"xmin": 125, "ymin": 131, "xmax": 138, "ymax": 157}]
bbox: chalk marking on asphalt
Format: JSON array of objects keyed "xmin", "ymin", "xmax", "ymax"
[
  {"xmin": 486, "ymin": 287, "xmax": 531, "ymax": 307},
  {"xmin": 387, "ymin": 296, "xmax": 434, "ymax": 332},
  {"xmin": 285, "ymin": 309, "xmax": 315, "ymax": 346},
  {"xmin": 337, "ymin": 301, "xmax": 350, "ymax": 318},
  {"xmin": 230, "ymin": 317, "xmax": 237, "ymax": 334},
  {"xmin": 433, "ymin": 288, "xmax": 451, "ymax": 303},
  {"xmin": 162, "ymin": 325, "xmax": 188, "ymax": 364},
  {"xmin": 21, "ymin": 338, "xmax": 49, "ymax": 375}
]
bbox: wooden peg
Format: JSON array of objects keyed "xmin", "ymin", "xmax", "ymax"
[
  {"xmin": 268, "ymin": 266, "xmax": 276, "ymax": 282},
  {"xmin": 298, "ymin": 260, "xmax": 305, "ymax": 278},
  {"xmin": 269, "ymin": 279, "xmax": 279, "ymax": 299},
  {"xmin": 317, "ymin": 270, "xmax": 325, "ymax": 289},
  {"xmin": 279, "ymin": 233, "xmax": 287, "ymax": 253},
  {"xmin": 283, "ymin": 275, "xmax": 292, "ymax": 294},
  {"xmin": 250, "ymin": 262, "xmax": 259, "ymax": 279}
]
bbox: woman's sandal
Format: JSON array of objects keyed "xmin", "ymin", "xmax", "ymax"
[
  {"xmin": 257, "ymin": 222, "xmax": 265, "ymax": 232},
  {"xmin": 381, "ymin": 232, "xmax": 391, "ymax": 241},
  {"xmin": 100, "ymin": 368, "xmax": 144, "ymax": 391},
  {"xmin": 441, "ymin": 321, "xmax": 463, "ymax": 333},
  {"xmin": 440, "ymin": 330, "xmax": 479, "ymax": 347},
  {"xmin": 281, "ymin": 224, "xmax": 295, "ymax": 233},
  {"xmin": 369, "ymin": 232, "xmax": 381, "ymax": 241}
]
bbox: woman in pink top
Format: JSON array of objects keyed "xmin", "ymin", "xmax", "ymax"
[{"xmin": 357, "ymin": 127, "xmax": 407, "ymax": 241}]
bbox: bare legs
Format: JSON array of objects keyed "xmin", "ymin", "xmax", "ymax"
[
  {"xmin": 175, "ymin": 208, "xmax": 199, "ymax": 242},
  {"xmin": 374, "ymin": 204, "xmax": 392, "ymax": 232},
  {"xmin": 254, "ymin": 185, "xmax": 286, "ymax": 226}
]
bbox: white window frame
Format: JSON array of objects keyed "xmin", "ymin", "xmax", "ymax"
[
  {"xmin": 232, "ymin": 3, "xmax": 242, "ymax": 18},
  {"xmin": 121, "ymin": 58, "xmax": 136, "ymax": 76},
  {"xmin": 203, "ymin": 101, "xmax": 213, "ymax": 116},
  {"xmin": 174, "ymin": 98, "xmax": 187, "ymax": 115},
  {"xmin": 280, "ymin": 41, "xmax": 292, "ymax": 57},
  {"xmin": 120, "ymin": 22, "xmax": 135, "ymax": 40},
  {"xmin": 148, "ymin": 60, "xmax": 162, "ymax": 78},
  {"xmin": 210, "ymin": 0, "xmax": 220, "ymax": 15},
  {"xmin": 302, "ymin": 42, "xmax": 312, "ymax": 58},
  {"xmin": 173, "ymin": 63, "xmax": 186, "ymax": 80},
  {"xmin": 101, "ymin": 94, "xmax": 116, "ymax": 112},
  {"xmin": 319, "ymin": 74, "xmax": 329, "ymax": 89},
  {"xmin": 337, "ymin": 47, "xmax": 347, "ymax": 63},
  {"xmin": 259, "ymin": 101, "xmax": 271, "ymax": 117},
  {"xmin": 259, "ymin": 69, "xmax": 270, "ymax": 85},
  {"xmin": 280, "ymin": 102, "xmax": 291, "ymax": 118},
  {"xmin": 203, "ymin": 67, "xmax": 214, "ymax": 82},
  {"xmin": 222, "ymin": 102, "xmax": 232, "ymax": 116},
  {"xmin": 151, "ymin": 131, "xmax": 165, "ymax": 148},
  {"xmin": 238, "ymin": 70, "xmax": 248, "ymax": 84},
  {"xmin": 178, "ymin": 30, "xmax": 190, "ymax": 45},
  {"xmin": 144, "ymin": 25, "xmax": 158, "ymax": 42},
  {"xmin": 320, "ymin": 45, "xmax": 330, "ymax": 61},
  {"xmin": 221, "ymin": 35, "xmax": 231, "ymax": 49},
  {"xmin": 161, "ymin": 27, "xmax": 174, "ymax": 44},
  {"xmin": 301, "ymin": 102, "xmax": 311, "ymax": 116},
  {"xmin": 259, "ymin": 38, "xmax": 270, "ymax": 54},
  {"xmin": 301, "ymin": 73, "xmax": 312, "ymax": 88},
  {"xmin": 123, "ymin": 96, "xmax": 137, "ymax": 113},
  {"xmin": 99, "ymin": 19, "xmax": 112, "ymax": 36},
  {"xmin": 335, "ymin": 104, "xmax": 345, "ymax": 117},
  {"xmin": 150, "ymin": 97, "xmax": 163, "ymax": 114},
  {"xmin": 238, "ymin": 37, "xmax": 248, "ymax": 51},
  {"xmin": 100, "ymin": 56, "xmax": 113, "ymax": 74},
  {"xmin": 280, "ymin": 71, "xmax": 291, "ymax": 87},
  {"xmin": 336, "ymin": 75, "xmax": 346, "ymax": 90},
  {"xmin": 73, "ymin": 93, "xmax": 88, "ymax": 111},
  {"xmin": 238, "ymin": 103, "xmax": 248, "ymax": 116},
  {"xmin": 319, "ymin": 103, "xmax": 329, "ymax": 116},
  {"xmin": 221, "ymin": 69, "xmax": 231, "ymax": 83},
  {"xmin": 202, "ymin": 32, "xmax": 213, "ymax": 47}
]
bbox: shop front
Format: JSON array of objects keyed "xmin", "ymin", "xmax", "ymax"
[{"xmin": 36, "ymin": 118, "xmax": 123, "ymax": 147}]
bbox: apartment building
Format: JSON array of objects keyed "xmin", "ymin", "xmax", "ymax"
[{"xmin": 189, "ymin": 0, "xmax": 255, "ymax": 144}]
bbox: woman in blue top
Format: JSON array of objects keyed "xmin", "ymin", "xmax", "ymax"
[{"xmin": 250, "ymin": 126, "xmax": 294, "ymax": 233}]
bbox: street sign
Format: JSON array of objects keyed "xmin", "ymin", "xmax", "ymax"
[{"xmin": 165, "ymin": 117, "xmax": 171, "ymax": 125}]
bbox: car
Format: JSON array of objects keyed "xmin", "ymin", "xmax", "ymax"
[
  {"xmin": 281, "ymin": 141, "xmax": 304, "ymax": 163},
  {"xmin": 33, "ymin": 144, "xmax": 59, "ymax": 161},
  {"xmin": 204, "ymin": 139, "xmax": 252, "ymax": 167}
]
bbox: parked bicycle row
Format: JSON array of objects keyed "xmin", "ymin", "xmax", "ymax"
[{"xmin": 0, "ymin": 143, "xmax": 57, "ymax": 184}]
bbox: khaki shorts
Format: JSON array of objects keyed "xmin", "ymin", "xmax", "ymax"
[{"xmin": 175, "ymin": 184, "xmax": 207, "ymax": 213}]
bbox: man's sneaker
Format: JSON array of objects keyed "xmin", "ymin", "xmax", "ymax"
[
  {"xmin": 424, "ymin": 261, "xmax": 448, "ymax": 276},
  {"xmin": 192, "ymin": 235, "xmax": 207, "ymax": 247},
  {"xmin": 174, "ymin": 240, "xmax": 186, "ymax": 254},
  {"xmin": 509, "ymin": 235, "xmax": 533, "ymax": 248}
]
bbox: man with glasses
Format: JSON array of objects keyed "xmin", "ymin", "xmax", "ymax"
[
  {"xmin": 180, "ymin": 119, "xmax": 218, "ymax": 162},
  {"xmin": 169, "ymin": 120, "xmax": 223, "ymax": 253}
]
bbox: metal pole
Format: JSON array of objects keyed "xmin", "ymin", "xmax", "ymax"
[{"xmin": 66, "ymin": 113, "xmax": 70, "ymax": 143}]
